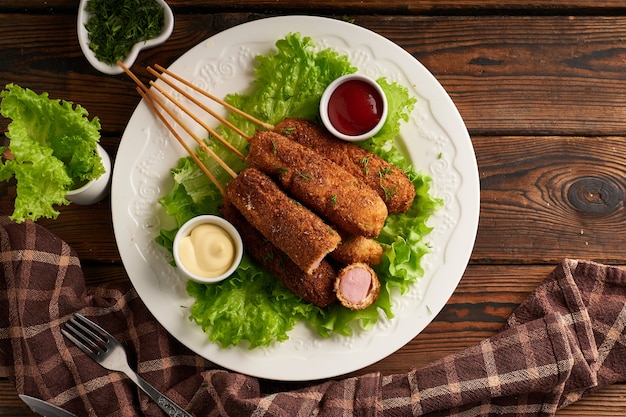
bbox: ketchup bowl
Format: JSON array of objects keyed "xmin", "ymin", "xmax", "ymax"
[
  {"xmin": 319, "ymin": 74, "xmax": 388, "ymax": 142},
  {"xmin": 173, "ymin": 215, "xmax": 243, "ymax": 284}
]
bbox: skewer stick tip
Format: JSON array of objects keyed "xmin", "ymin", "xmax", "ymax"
[{"xmin": 117, "ymin": 60, "xmax": 149, "ymax": 92}]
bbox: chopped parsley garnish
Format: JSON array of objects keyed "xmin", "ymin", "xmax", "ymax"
[
  {"xmin": 85, "ymin": 0, "xmax": 165, "ymax": 65},
  {"xmin": 281, "ymin": 127, "xmax": 296, "ymax": 136}
]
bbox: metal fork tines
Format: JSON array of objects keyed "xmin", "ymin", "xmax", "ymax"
[{"xmin": 62, "ymin": 313, "xmax": 192, "ymax": 417}]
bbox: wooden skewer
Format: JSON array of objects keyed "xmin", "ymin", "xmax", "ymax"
[
  {"xmin": 154, "ymin": 63, "xmax": 275, "ymax": 131},
  {"xmin": 117, "ymin": 61, "xmax": 238, "ymax": 181},
  {"xmin": 118, "ymin": 61, "xmax": 244, "ymax": 161},
  {"xmin": 117, "ymin": 61, "xmax": 147, "ymax": 93},
  {"xmin": 147, "ymin": 66, "xmax": 251, "ymax": 142},
  {"xmin": 142, "ymin": 88, "xmax": 238, "ymax": 179},
  {"xmin": 137, "ymin": 87, "xmax": 227, "ymax": 197},
  {"xmin": 146, "ymin": 76, "xmax": 246, "ymax": 160}
]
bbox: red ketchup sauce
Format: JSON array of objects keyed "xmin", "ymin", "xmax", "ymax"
[{"xmin": 327, "ymin": 79, "xmax": 384, "ymax": 136}]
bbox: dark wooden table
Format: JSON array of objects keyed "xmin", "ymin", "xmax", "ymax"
[{"xmin": 2, "ymin": 1, "xmax": 626, "ymax": 415}]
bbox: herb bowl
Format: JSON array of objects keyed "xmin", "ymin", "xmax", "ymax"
[{"xmin": 77, "ymin": 0, "xmax": 174, "ymax": 75}]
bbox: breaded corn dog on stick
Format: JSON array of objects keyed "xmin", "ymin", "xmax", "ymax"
[
  {"xmin": 226, "ymin": 168, "xmax": 341, "ymax": 275},
  {"xmin": 276, "ymin": 118, "xmax": 416, "ymax": 213},
  {"xmin": 221, "ymin": 201, "xmax": 337, "ymax": 308},
  {"xmin": 246, "ymin": 130, "xmax": 388, "ymax": 238}
]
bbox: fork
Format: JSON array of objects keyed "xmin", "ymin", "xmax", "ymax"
[{"xmin": 62, "ymin": 314, "xmax": 192, "ymax": 417}]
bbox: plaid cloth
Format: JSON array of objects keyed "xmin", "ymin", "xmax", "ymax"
[{"xmin": 1, "ymin": 217, "xmax": 625, "ymax": 417}]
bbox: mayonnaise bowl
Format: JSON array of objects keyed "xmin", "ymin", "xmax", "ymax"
[{"xmin": 173, "ymin": 215, "xmax": 243, "ymax": 284}]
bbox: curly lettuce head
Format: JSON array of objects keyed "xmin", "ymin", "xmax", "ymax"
[{"xmin": 0, "ymin": 84, "xmax": 105, "ymax": 222}]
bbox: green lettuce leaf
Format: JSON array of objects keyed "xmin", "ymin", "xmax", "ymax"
[
  {"xmin": 0, "ymin": 149, "xmax": 70, "ymax": 223},
  {"xmin": 158, "ymin": 33, "xmax": 442, "ymax": 348},
  {"xmin": 227, "ymin": 34, "xmax": 356, "ymax": 132},
  {"xmin": 187, "ymin": 255, "xmax": 317, "ymax": 348},
  {"xmin": 0, "ymin": 84, "xmax": 105, "ymax": 222}
]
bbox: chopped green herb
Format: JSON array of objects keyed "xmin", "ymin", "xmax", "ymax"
[
  {"xmin": 329, "ymin": 194, "xmax": 338, "ymax": 206},
  {"xmin": 382, "ymin": 184, "xmax": 398, "ymax": 201},
  {"xmin": 281, "ymin": 127, "xmax": 296, "ymax": 136},
  {"xmin": 360, "ymin": 156, "xmax": 370, "ymax": 175},
  {"xmin": 379, "ymin": 167, "xmax": 397, "ymax": 200},
  {"xmin": 379, "ymin": 167, "xmax": 393, "ymax": 177},
  {"xmin": 342, "ymin": 15, "xmax": 356, "ymax": 24},
  {"xmin": 262, "ymin": 251, "xmax": 274, "ymax": 262},
  {"xmin": 85, "ymin": 0, "xmax": 165, "ymax": 65},
  {"xmin": 277, "ymin": 166, "xmax": 289, "ymax": 177},
  {"xmin": 299, "ymin": 172, "xmax": 311, "ymax": 180}
]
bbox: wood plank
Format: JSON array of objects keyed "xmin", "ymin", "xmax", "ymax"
[
  {"xmin": 81, "ymin": 264, "xmax": 131, "ymax": 286},
  {"xmin": 3, "ymin": 14, "xmax": 626, "ymax": 136},
  {"xmin": 0, "ymin": 380, "xmax": 35, "ymax": 416},
  {"xmin": 5, "ymin": 1, "xmax": 626, "ymax": 13},
  {"xmin": 473, "ymin": 135, "xmax": 626, "ymax": 264},
  {"xmin": 37, "ymin": 202, "xmax": 120, "ymax": 262},
  {"xmin": 4, "ymin": 136, "xmax": 626, "ymax": 265},
  {"xmin": 3, "ymin": 134, "xmax": 625, "ymax": 265},
  {"xmin": 377, "ymin": 14, "xmax": 626, "ymax": 136},
  {"xmin": 164, "ymin": 0, "xmax": 626, "ymax": 12}
]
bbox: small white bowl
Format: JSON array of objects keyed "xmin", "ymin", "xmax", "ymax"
[
  {"xmin": 172, "ymin": 215, "xmax": 243, "ymax": 284},
  {"xmin": 319, "ymin": 74, "xmax": 388, "ymax": 142},
  {"xmin": 77, "ymin": 0, "xmax": 174, "ymax": 75},
  {"xmin": 66, "ymin": 143, "xmax": 112, "ymax": 205}
]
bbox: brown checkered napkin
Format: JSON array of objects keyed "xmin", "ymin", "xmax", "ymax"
[{"xmin": 1, "ymin": 217, "xmax": 625, "ymax": 417}]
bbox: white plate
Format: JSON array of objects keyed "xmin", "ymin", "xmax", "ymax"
[{"xmin": 112, "ymin": 16, "xmax": 479, "ymax": 381}]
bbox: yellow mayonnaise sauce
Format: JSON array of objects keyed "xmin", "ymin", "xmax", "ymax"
[{"xmin": 178, "ymin": 224, "xmax": 235, "ymax": 278}]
